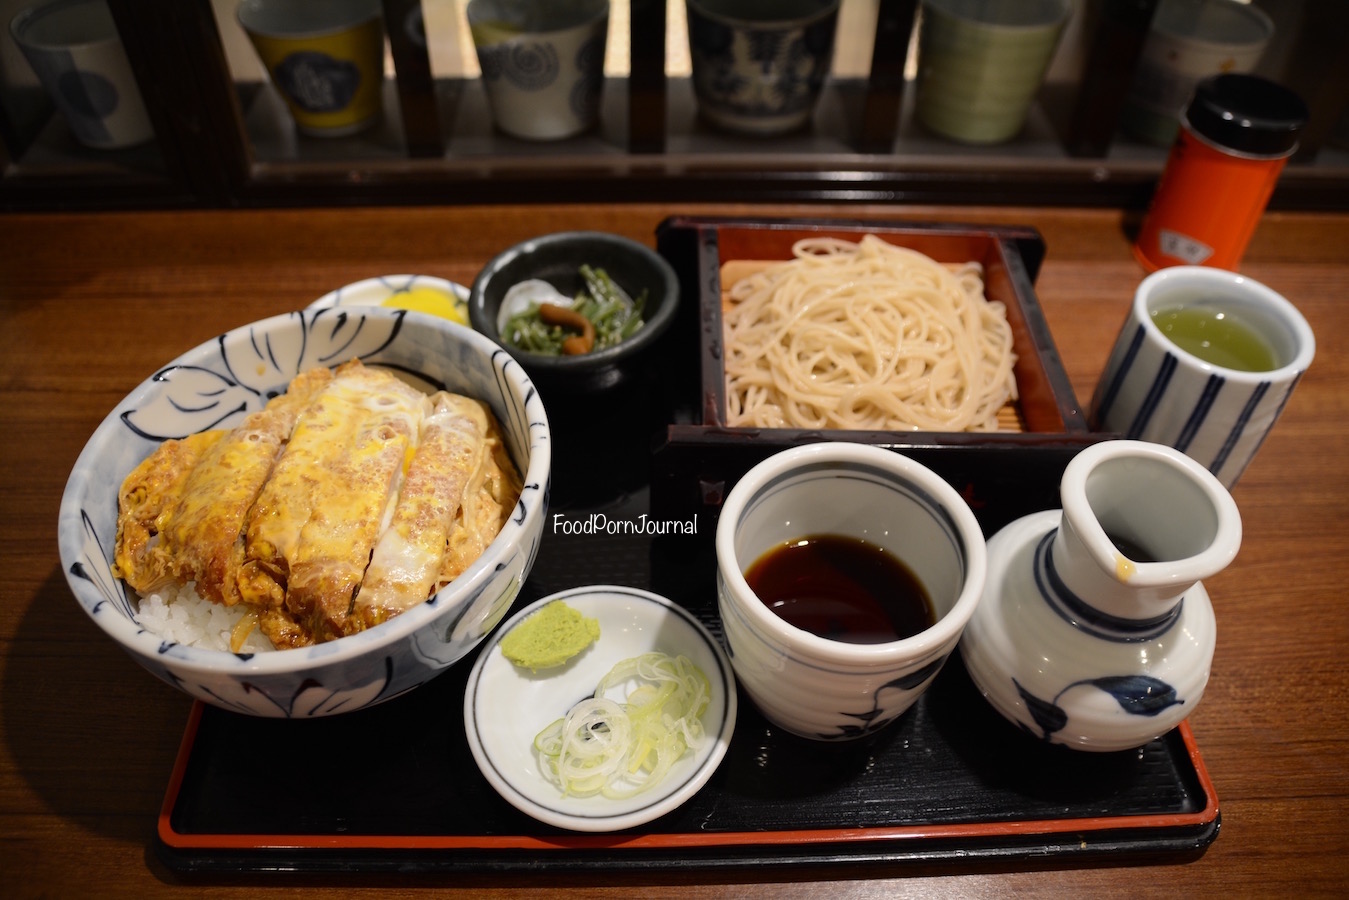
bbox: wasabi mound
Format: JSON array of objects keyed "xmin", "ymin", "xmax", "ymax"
[{"xmin": 501, "ymin": 600, "xmax": 600, "ymax": 671}]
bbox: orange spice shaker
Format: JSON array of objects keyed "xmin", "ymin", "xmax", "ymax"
[{"xmin": 1133, "ymin": 74, "xmax": 1308, "ymax": 272}]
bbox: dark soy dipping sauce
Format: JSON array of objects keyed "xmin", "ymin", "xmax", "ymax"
[{"xmin": 744, "ymin": 534, "xmax": 935, "ymax": 644}]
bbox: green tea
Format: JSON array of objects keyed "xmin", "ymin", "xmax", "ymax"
[{"xmin": 1150, "ymin": 303, "xmax": 1279, "ymax": 372}]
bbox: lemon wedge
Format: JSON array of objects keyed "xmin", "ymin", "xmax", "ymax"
[{"xmin": 380, "ymin": 286, "xmax": 468, "ymax": 325}]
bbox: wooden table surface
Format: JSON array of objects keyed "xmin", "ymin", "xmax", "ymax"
[{"xmin": 2, "ymin": 203, "xmax": 1347, "ymax": 898}]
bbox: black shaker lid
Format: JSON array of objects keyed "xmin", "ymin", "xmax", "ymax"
[{"xmin": 1185, "ymin": 74, "xmax": 1309, "ymax": 157}]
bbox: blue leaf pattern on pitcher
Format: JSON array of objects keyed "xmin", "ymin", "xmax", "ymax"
[{"xmin": 1015, "ymin": 675, "xmax": 1185, "ymax": 742}]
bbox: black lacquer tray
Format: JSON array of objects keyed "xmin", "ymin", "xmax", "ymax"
[
  {"xmin": 154, "ymin": 219, "xmax": 1218, "ymax": 876},
  {"xmin": 156, "ymin": 486, "xmax": 1218, "ymax": 876}
]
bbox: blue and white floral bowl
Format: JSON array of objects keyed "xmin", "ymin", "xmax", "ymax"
[{"xmin": 57, "ymin": 307, "xmax": 550, "ymax": 718}]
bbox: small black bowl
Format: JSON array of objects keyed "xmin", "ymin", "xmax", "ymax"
[{"xmin": 469, "ymin": 231, "xmax": 680, "ymax": 394}]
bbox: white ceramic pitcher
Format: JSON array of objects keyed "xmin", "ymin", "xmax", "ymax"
[{"xmin": 960, "ymin": 439, "xmax": 1241, "ymax": 752}]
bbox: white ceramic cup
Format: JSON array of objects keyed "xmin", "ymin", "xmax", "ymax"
[
  {"xmin": 467, "ymin": 0, "xmax": 609, "ymax": 141},
  {"xmin": 914, "ymin": 0, "xmax": 1070, "ymax": 145},
  {"xmin": 9, "ymin": 0, "xmax": 153, "ymax": 149},
  {"xmin": 685, "ymin": 0, "xmax": 840, "ymax": 136},
  {"xmin": 1089, "ymin": 266, "xmax": 1315, "ymax": 488},
  {"xmin": 1121, "ymin": 0, "xmax": 1273, "ymax": 147},
  {"xmin": 714, "ymin": 442, "xmax": 987, "ymax": 741}
]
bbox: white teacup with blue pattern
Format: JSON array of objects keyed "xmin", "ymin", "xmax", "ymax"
[
  {"xmin": 714, "ymin": 442, "xmax": 986, "ymax": 742},
  {"xmin": 10, "ymin": 0, "xmax": 154, "ymax": 149},
  {"xmin": 467, "ymin": 0, "xmax": 609, "ymax": 141},
  {"xmin": 1089, "ymin": 266, "xmax": 1314, "ymax": 488},
  {"xmin": 686, "ymin": 0, "xmax": 840, "ymax": 136}
]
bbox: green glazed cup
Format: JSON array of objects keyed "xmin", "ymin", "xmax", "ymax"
[{"xmin": 915, "ymin": 0, "xmax": 1069, "ymax": 145}]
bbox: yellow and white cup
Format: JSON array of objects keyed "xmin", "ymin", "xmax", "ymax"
[{"xmin": 237, "ymin": 0, "xmax": 385, "ymax": 137}]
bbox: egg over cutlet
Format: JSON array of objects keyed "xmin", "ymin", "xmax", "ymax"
[{"xmin": 113, "ymin": 359, "xmax": 521, "ymax": 649}]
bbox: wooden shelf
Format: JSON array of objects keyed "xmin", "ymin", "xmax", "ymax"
[{"xmin": 2, "ymin": 0, "xmax": 1347, "ymax": 211}]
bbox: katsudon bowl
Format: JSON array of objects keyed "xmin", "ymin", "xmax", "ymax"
[{"xmin": 57, "ymin": 307, "xmax": 550, "ymax": 718}]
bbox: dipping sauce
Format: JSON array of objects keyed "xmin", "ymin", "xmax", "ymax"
[
  {"xmin": 1108, "ymin": 532, "xmax": 1161, "ymax": 563},
  {"xmin": 743, "ymin": 534, "xmax": 934, "ymax": 644},
  {"xmin": 1151, "ymin": 303, "xmax": 1278, "ymax": 372},
  {"xmin": 1108, "ymin": 531, "xmax": 1162, "ymax": 580}
]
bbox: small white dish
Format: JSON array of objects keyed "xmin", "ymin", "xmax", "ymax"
[
  {"xmin": 308, "ymin": 274, "xmax": 471, "ymax": 327},
  {"xmin": 464, "ymin": 585, "xmax": 737, "ymax": 832}
]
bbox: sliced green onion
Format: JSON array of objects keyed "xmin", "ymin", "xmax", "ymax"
[{"xmin": 533, "ymin": 652, "xmax": 711, "ymax": 799}]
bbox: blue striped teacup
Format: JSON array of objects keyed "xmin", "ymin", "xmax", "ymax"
[{"xmin": 1089, "ymin": 266, "xmax": 1314, "ymax": 488}]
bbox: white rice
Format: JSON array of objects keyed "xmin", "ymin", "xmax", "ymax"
[{"xmin": 136, "ymin": 583, "xmax": 276, "ymax": 654}]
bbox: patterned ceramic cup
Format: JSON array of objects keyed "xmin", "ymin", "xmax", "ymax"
[
  {"xmin": 467, "ymin": 0, "xmax": 609, "ymax": 141},
  {"xmin": 714, "ymin": 442, "xmax": 987, "ymax": 741},
  {"xmin": 9, "ymin": 0, "xmax": 153, "ymax": 149},
  {"xmin": 1089, "ymin": 266, "xmax": 1315, "ymax": 488},
  {"xmin": 686, "ymin": 0, "xmax": 840, "ymax": 136},
  {"xmin": 1120, "ymin": 0, "xmax": 1273, "ymax": 147},
  {"xmin": 238, "ymin": 0, "xmax": 386, "ymax": 137}
]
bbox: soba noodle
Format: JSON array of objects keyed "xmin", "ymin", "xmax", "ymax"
[{"xmin": 722, "ymin": 235, "xmax": 1017, "ymax": 432}]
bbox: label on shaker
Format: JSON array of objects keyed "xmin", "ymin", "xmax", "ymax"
[{"xmin": 1156, "ymin": 229, "xmax": 1213, "ymax": 265}]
